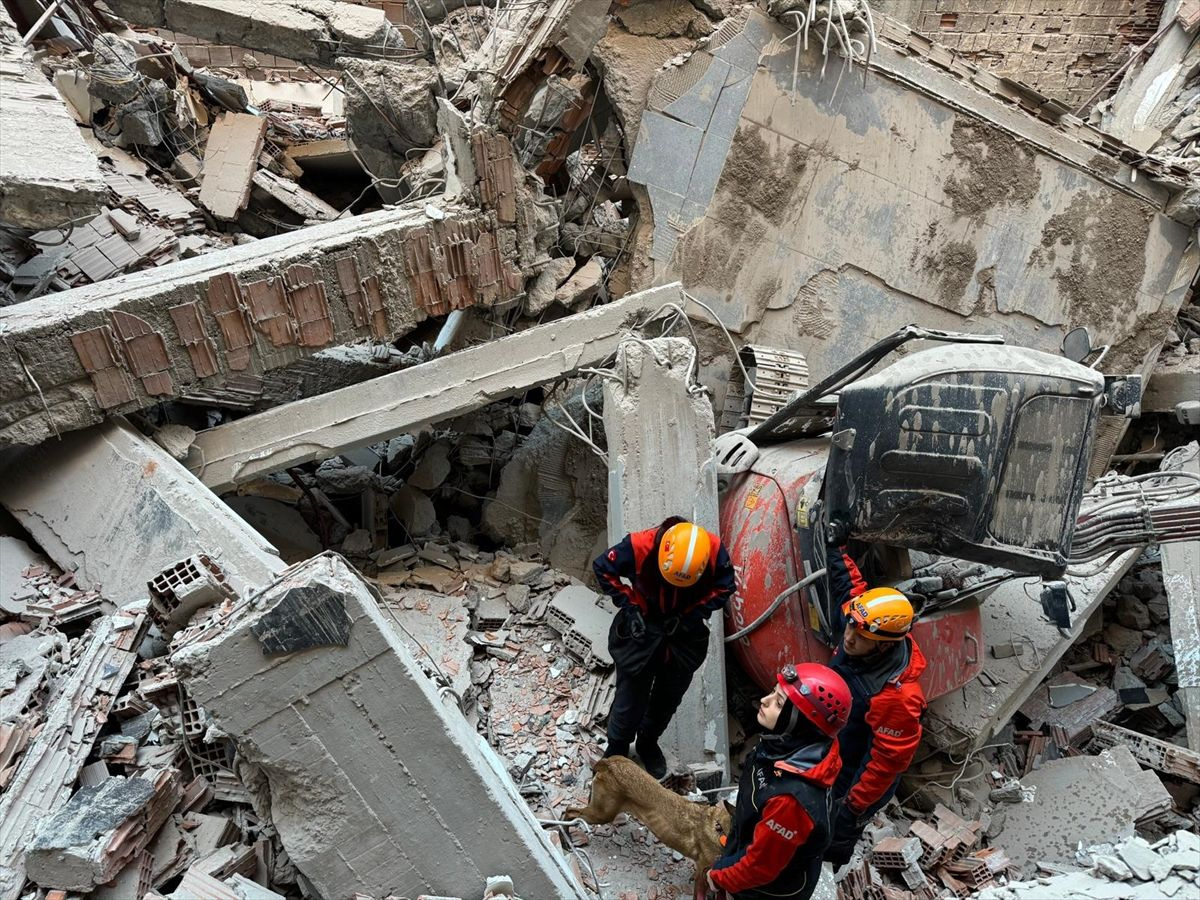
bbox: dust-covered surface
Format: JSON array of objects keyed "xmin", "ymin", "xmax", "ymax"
[
  {"xmin": 944, "ymin": 117, "xmax": 1040, "ymax": 219},
  {"xmin": 1029, "ymin": 192, "xmax": 1156, "ymax": 332},
  {"xmin": 614, "ymin": 0, "xmax": 716, "ymax": 39},
  {"xmin": 791, "ymin": 268, "xmax": 840, "ymax": 338},
  {"xmin": 921, "ymin": 240, "xmax": 979, "ymax": 310},
  {"xmin": 674, "ymin": 126, "xmax": 808, "ymax": 299}
]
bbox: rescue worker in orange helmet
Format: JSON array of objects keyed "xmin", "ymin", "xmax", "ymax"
[
  {"xmin": 593, "ymin": 516, "xmax": 736, "ymax": 779},
  {"xmin": 708, "ymin": 663, "xmax": 849, "ymax": 899},
  {"xmin": 823, "ymin": 546, "xmax": 927, "ymax": 868}
]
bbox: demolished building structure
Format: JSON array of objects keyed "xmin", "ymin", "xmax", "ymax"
[{"xmin": 2, "ymin": 0, "xmax": 1200, "ymax": 897}]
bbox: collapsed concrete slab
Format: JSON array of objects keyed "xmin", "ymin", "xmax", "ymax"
[
  {"xmin": 170, "ymin": 553, "xmax": 585, "ymax": 898},
  {"xmin": 0, "ymin": 205, "xmax": 522, "ymax": 448},
  {"xmin": 925, "ymin": 550, "xmax": 1140, "ymax": 753},
  {"xmin": 0, "ymin": 5, "xmax": 105, "ymax": 229},
  {"xmin": 603, "ymin": 337, "xmax": 728, "ymax": 781},
  {"xmin": 102, "ymin": 0, "xmax": 402, "ymax": 66},
  {"xmin": 188, "ymin": 284, "xmax": 684, "ymax": 491},
  {"xmin": 627, "ymin": 10, "xmax": 1197, "ymax": 388},
  {"xmin": 996, "ymin": 746, "xmax": 1172, "ymax": 876},
  {"xmin": 0, "ymin": 418, "xmax": 284, "ymax": 606}
]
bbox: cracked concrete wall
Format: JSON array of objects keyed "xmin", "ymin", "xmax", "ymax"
[
  {"xmin": 0, "ymin": 205, "xmax": 522, "ymax": 449},
  {"xmin": 628, "ymin": 10, "xmax": 1198, "ymax": 386}
]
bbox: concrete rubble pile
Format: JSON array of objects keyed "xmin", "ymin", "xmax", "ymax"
[
  {"xmin": 0, "ymin": 535, "xmax": 597, "ymax": 899},
  {"xmin": 3, "ymin": 0, "xmax": 1200, "ymax": 897},
  {"xmin": 1, "ymin": 2, "xmax": 350, "ymax": 304}
]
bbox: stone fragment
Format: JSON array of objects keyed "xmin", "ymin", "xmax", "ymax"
[
  {"xmin": 1104, "ymin": 623, "xmax": 1145, "ymax": 656},
  {"xmin": 390, "ymin": 486, "xmax": 437, "ymax": 536},
  {"xmin": 409, "ymin": 440, "xmax": 453, "ymax": 490},
  {"xmin": 1093, "ymin": 855, "xmax": 1133, "ymax": 881},
  {"xmin": 1116, "ymin": 594, "xmax": 1151, "ymax": 630}
]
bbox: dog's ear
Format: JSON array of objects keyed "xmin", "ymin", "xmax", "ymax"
[{"xmin": 722, "ymin": 799, "xmax": 735, "ymax": 816}]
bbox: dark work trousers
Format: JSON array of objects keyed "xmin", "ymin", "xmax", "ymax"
[{"xmin": 606, "ymin": 649, "xmax": 698, "ymax": 753}]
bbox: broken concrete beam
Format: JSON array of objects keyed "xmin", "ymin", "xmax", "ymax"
[
  {"xmin": 0, "ymin": 611, "xmax": 147, "ymax": 900},
  {"xmin": 102, "ymin": 0, "xmax": 399, "ymax": 67},
  {"xmin": 603, "ymin": 337, "xmax": 728, "ymax": 781},
  {"xmin": 171, "ymin": 553, "xmax": 585, "ymax": 898},
  {"xmin": 925, "ymin": 550, "xmax": 1140, "ymax": 753},
  {"xmin": 0, "ymin": 6, "xmax": 105, "ymax": 228},
  {"xmin": 283, "ymin": 137, "xmax": 358, "ymax": 176},
  {"xmin": 250, "ymin": 170, "xmax": 340, "ymax": 222},
  {"xmin": 1142, "ymin": 363, "xmax": 1200, "ymax": 413},
  {"xmin": 25, "ymin": 769, "xmax": 181, "ymax": 891},
  {"xmin": 0, "ymin": 418, "xmax": 285, "ymax": 607},
  {"xmin": 200, "ymin": 113, "xmax": 267, "ymax": 220},
  {"xmin": 187, "ymin": 285, "xmax": 684, "ymax": 491},
  {"xmin": 1091, "ymin": 720, "xmax": 1200, "ymax": 784},
  {"xmin": 1161, "ymin": 442, "xmax": 1200, "ymax": 749},
  {"xmin": 0, "ymin": 205, "xmax": 522, "ymax": 448}
]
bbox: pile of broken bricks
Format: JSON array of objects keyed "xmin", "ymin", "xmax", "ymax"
[
  {"xmin": 0, "ymin": 543, "xmax": 295, "ymax": 900},
  {"xmin": 837, "ymin": 805, "xmax": 1012, "ymax": 899}
]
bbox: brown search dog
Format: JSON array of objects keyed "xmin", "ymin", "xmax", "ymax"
[{"xmin": 566, "ymin": 756, "xmax": 731, "ymax": 899}]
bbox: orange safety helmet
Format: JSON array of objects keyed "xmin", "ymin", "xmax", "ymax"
[
  {"xmin": 658, "ymin": 521, "xmax": 711, "ymax": 588},
  {"xmin": 843, "ymin": 587, "xmax": 914, "ymax": 641}
]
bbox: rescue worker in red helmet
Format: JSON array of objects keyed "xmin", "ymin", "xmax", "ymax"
[
  {"xmin": 594, "ymin": 516, "xmax": 736, "ymax": 779},
  {"xmin": 823, "ymin": 546, "xmax": 927, "ymax": 869},
  {"xmin": 707, "ymin": 663, "xmax": 850, "ymax": 899}
]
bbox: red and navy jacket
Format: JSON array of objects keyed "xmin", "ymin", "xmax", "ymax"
[
  {"xmin": 593, "ymin": 517, "xmax": 736, "ymax": 622},
  {"xmin": 826, "ymin": 544, "xmax": 867, "ymax": 611},
  {"xmin": 710, "ymin": 738, "xmax": 841, "ymax": 898},
  {"xmin": 826, "ymin": 546, "xmax": 926, "ymax": 815}
]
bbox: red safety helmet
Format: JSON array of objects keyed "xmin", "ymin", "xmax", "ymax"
[{"xmin": 777, "ymin": 662, "xmax": 851, "ymax": 738}]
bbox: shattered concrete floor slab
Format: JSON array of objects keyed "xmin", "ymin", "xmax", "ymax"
[{"xmin": 993, "ymin": 746, "xmax": 1173, "ymax": 876}]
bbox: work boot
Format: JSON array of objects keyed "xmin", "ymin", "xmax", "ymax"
[
  {"xmin": 636, "ymin": 737, "xmax": 668, "ymax": 780},
  {"xmin": 603, "ymin": 740, "xmax": 630, "ymax": 759}
]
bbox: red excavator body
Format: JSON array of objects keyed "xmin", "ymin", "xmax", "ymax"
[
  {"xmin": 714, "ymin": 331, "xmax": 1126, "ymax": 700},
  {"xmin": 718, "ymin": 441, "xmax": 983, "ymax": 700}
]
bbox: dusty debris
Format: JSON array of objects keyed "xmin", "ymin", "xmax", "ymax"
[
  {"xmin": 976, "ymin": 830, "xmax": 1200, "ymax": 900},
  {"xmin": 2, "ymin": 0, "xmax": 1200, "ymax": 898},
  {"xmin": 200, "ymin": 113, "xmax": 268, "ymax": 220}
]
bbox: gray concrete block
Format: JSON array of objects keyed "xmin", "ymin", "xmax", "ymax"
[
  {"xmin": 0, "ymin": 8, "xmax": 105, "ymax": 230},
  {"xmin": 171, "ymin": 554, "xmax": 584, "ymax": 899}
]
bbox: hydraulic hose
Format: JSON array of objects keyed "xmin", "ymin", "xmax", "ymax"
[{"xmin": 724, "ymin": 568, "xmax": 827, "ymax": 643}]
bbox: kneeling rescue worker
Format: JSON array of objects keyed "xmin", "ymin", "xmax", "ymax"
[
  {"xmin": 594, "ymin": 516, "xmax": 736, "ymax": 779},
  {"xmin": 708, "ymin": 663, "xmax": 850, "ymax": 899},
  {"xmin": 824, "ymin": 547, "xmax": 927, "ymax": 868}
]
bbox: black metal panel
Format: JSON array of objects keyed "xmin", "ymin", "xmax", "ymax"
[{"xmin": 824, "ymin": 345, "xmax": 1105, "ymax": 577}]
